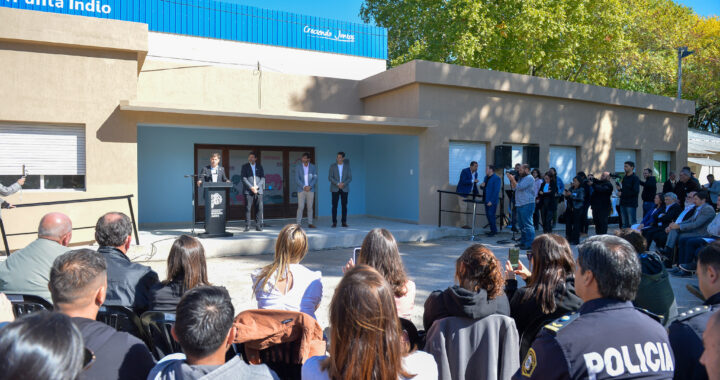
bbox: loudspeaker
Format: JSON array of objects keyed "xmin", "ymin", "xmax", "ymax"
[
  {"xmin": 494, "ymin": 145, "xmax": 512, "ymax": 169},
  {"xmin": 523, "ymin": 146, "xmax": 540, "ymax": 169}
]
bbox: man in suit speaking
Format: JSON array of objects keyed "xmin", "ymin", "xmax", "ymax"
[
  {"xmin": 456, "ymin": 161, "xmax": 480, "ymax": 229},
  {"xmin": 197, "ymin": 153, "xmax": 229, "ymax": 186},
  {"xmin": 329, "ymin": 152, "xmax": 352, "ymax": 228}
]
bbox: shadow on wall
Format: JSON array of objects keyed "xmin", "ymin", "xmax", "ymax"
[
  {"xmin": 288, "ymin": 76, "xmax": 364, "ymax": 115},
  {"xmin": 97, "ymin": 106, "xmax": 137, "ymax": 143}
]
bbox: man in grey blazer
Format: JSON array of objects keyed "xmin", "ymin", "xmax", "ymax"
[
  {"xmin": 295, "ymin": 152, "xmax": 317, "ymax": 228},
  {"xmin": 660, "ymin": 190, "xmax": 716, "ymax": 257},
  {"xmin": 0, "ymin": 176, "xmax": 24, "ymax": 210},
  {"xmin": 328, "ymin": 152, "xmax": 352, "ymax": 227},
  {"xmin": 241, "ymin": 152, "xmax": 265, "ymax": 231}
]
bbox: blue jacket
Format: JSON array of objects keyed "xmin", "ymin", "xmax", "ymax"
[
  {"xmin": 483, "ymin": 174, "xmax": 501, "ymax": 205},
  {"xmin": 456, "ymin": 168, "xmax": 479, "ymax": 196},
  {"xmin": 295, "ymin": 162, "xmax": 317, "ymax": 192}
]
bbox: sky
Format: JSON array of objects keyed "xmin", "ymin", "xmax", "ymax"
[{"xmin": 227, "ymin": 0, "xmax": 717, "ymax": 25}]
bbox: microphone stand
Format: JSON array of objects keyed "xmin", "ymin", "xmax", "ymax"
[{"xmin": 185, "ymin": 174, "xmax": 198, "ymax": 235}]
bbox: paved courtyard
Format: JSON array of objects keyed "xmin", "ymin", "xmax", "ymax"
[{"xmin": 143, "ymin": 233, "xmax": 705, "ymax": 330}]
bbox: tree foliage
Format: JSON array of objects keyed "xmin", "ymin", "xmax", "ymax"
[{"xmin": 360, "ymin": 0, "xmax": 720, "ymax": 132}]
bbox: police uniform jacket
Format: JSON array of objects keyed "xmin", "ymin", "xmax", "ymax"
[
  {"xmin": 668, "ymin": 292, "xmax": 720, "ymax": 380},
  {"xmin": 514, "ymin": 298, "xmax": 674, "ymax": 380}
]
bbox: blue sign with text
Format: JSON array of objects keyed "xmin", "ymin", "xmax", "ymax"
[{"xmin": 1, "ymin": 0, "xmax": 388, "ymax": 59}]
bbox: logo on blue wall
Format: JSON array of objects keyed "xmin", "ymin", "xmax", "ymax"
[{"xmin": 1, "ymin": 0, "xmax": 387, "ymax": 59}]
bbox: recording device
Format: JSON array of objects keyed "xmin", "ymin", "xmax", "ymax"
[
  {"xmin": 609, "ymin": 173, "xmax": 620, "ymax": 179},
  {"xmin": 509, "ymin": 248, "xmax": 520, "ymax": 270},
  {"xmin": 22, "ymin": 164, "xmax": 26, "ymax": 178},
  {"xmin": 353, "ymin": 247, "xmax": 360, "ymax": 264}
]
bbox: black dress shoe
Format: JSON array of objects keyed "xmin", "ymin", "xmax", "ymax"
[
  {"xmin": 331, "ymin": 223, "xmax": 337, "ymax": 228},
  {"xmin": 256, "ymin": 225, "xmax": 263, "ymax": 232},
  {"xmin": 244, "ymin": 226, "xmax": 250, "ymax": 232},
  {"xmin": 342, "ymin": 223, "xmax": 349, "ymax": 228}
]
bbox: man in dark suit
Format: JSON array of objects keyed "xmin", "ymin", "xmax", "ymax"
[
  {"xmin": 479, "ymin": 164, "xmax": 501, "ymax": 236},
  {"xmin": 663, "ymin": 171, "xmax": 678, "ymax": 195},
  {"xmin": 329, "ymin": 152, "xmax": 352, "ymax": 227},
  {"xmin": 241, "ymin": 152, "xmax": 265, "ymax": 232},
  {"xmin": 456, "ymin": 161, "xmax": 480, "ymax": 229},
  {"xmin": 639, "ymin": 168, "xmax": 657, "ymax": 217},
  {"xmin": 197, "ymin": 152, "xmax": 229, "ymax": 186},
  {"xmin": 588, "ymin": 172, "xmax": 614, "ymax": 235}
]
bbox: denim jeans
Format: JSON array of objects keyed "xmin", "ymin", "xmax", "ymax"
[
  {"xmin": 620, "ymin": 206, "xmax": 637, "ymax": 229},
  {"xmin": 517, "ymin": 203, "xmax": 535, "ymax": 248},
  {"xmin": 485, "ymin": 203, "xmax": 498, "ymax": 233}
]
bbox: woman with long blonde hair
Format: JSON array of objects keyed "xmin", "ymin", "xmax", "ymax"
[{"xmin": 251, "ymin": 224, "xmax": 322, "ymax": 319}]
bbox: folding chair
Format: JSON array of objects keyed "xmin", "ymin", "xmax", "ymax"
[
  {"xmin": 97, "ymin": 305, "xmax": 146, "ymax": 343},
  {"xmin": 141, "ymin": 311, "xmax": 183, "ymax": 360},
  {"xmin": 6, "ymin": 294, "xmax": 53, "ymax": 317}
]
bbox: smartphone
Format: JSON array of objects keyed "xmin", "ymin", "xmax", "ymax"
[
  {"xmin": 509, "ymin": 248, "xmax": 520, "ymax": 270},
  {"xmin": 353, "ymin": 247, "xmax": 360, "ymax": 264}
]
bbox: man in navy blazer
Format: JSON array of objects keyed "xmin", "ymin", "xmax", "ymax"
[
  {"xmin": 197, "ymin": 153, "xmax": 229, "ymax": 186},
  {"xmin": 456, "ymin": 161, "xmax": 480, "ymax": 229},
  {"xmin": 295, "ymin": 152, "xmax": 317, "ymax": 228},
  {"xmin": 480, "ymin": 165, "xmax": 501, "ymax": 236}
]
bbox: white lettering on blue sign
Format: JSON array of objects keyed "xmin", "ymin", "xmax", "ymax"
[
  {"xmin": 4, "ymin": 0, "xmax": 111, "ymax": 14},
  {"xmin": 303, "ymin": 25, "xmax": 355, "ymax": 43},
  {"xmin": 582, "ymin": 342, "xmax": 674, "ymax": 380}
]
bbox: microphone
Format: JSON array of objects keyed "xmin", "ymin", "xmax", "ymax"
[{"xmin": 184, "ymin": 174, "xmax": 198, "ymax": 178}]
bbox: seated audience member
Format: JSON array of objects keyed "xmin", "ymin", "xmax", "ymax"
[
  {"xmin": 634, "ymin": 193, "xmax": 664, "ymax": 231},
  {"xmin": 302, "ymin": 265, "xmax": 437, "ymax": 380},
  {"xmin": 657, "ymin": 190, "xmax": 715, "ymax": 258},
  {"xmin": 424, "ymin": 244, "xmax": 509, "ymax": 331},
  {"xmin": 252, "ymin": 224, "xmax": 322, "ymax": 319},
  {"xmin": 347, "ymin": 228, "xmax": 416, "ymax": 319},
  {"xmin": 150, "ymin": 235, "xmax": 210, "ymax": 312},
  {"xmin": 95, "ymin": 212, "xmax": 159, "ymax": 313},
  {"xmin": 647, "ymin": 191, "xmax": 693, "ymax": 249},
  {"xmin": 669, "ymin": 242, "xmax": 720, "ymax": 380},
  {"xmin": 0, "ymin": 212, "xmax": 72, "ymax": 300},
  {"xmin": 615, "ymin": 229, "xmax": 677, "ymax": 324},
  {"xmin": 515, "ymin": 235, "xmax": 674, "ymax": 379},
  {"xmin": 672, "ymin": 195, "xmax": 720, "ymax": 276},
  {"xmin": 148, "ymin": 286, "xmax": 279, "ymax": 379},
  {"xmin": 504, "ymin": 234, "xmax": 582, "ymax": 359},
  {"xmin": 50, "ymin": 249, "xmax": 155, "ymax": 380},
  {"xmin": 700, "ymin": 311, "xmax": 720, "ymax": 380},
  {"xmin": 0, "ymin": 311, "xmax": 85, "ymax": 380}
]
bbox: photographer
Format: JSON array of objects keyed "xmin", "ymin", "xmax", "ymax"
[
  {"xmin": 588, "ymin": 172, "xmax": 614, "ymax": 235},
  {"xmin": 615, "ymin": 161, "xmax": 640, "ymax": 228},
  {"xmin": 0, "ymin": 177, "xmax": 26, "ymax": 210}
]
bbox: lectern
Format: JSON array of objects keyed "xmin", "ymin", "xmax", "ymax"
[{"xmin": 200, "ymin": 182, "xmax": 233, "ymax": 238}]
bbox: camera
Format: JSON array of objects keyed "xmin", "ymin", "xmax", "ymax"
[{"xmin": 609, "ymin": 173, "xmax": 620, "ymax": 179}]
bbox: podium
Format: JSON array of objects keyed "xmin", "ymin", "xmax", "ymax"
[{"xmin": 199, "ymin": 182, "xmax": 233, "ymax": 238}]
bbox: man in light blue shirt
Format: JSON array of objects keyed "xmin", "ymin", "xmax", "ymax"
[
  {"xmin": 295, "ymin": 152, "xmax": 317, "ymax": 228},
  {"xmin": 507, "ymin": 164, "xmax": 535, "ymax": 249}
]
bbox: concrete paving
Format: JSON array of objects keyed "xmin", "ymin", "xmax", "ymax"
[
  {"xmin": 132, "ymin": 216, "xmax": 468, "ymax": 261},
  {"xmin": 143, "ymin": 232, "xmax": 706, "ymax": 331}
]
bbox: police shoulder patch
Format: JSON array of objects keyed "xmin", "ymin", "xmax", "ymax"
[
  {"xmin": 671, "ymin": 305, "xmax": 711, "ymax": 323},
  {"xmin": 542, "ymin": 312, "xmax": 579, "ymax": 334},
  {"xmin": 521, "ymin": 348, "xmax": 537, "ymax": 377}
]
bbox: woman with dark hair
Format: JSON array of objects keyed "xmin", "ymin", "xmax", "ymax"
[
  {"xmin": 635, "ymin": 193, "xmax": 665, "ymax": 232},
  {"xmin": 563, "ymin": 176, "xmax": 585, "ymax": 245},
  {"xmin": 302, "ymin": 265, "xmax": 437, "ymax": 379},
  {"xmin": 346, "ymin": 228, "xmax": 415, "ymax": 319},
  {"xmin": 423, "ymin": 244, "xmax": 509, "ymax": 331},
  {"xmin": 531, "ymin": 168, "xmax": 543, "ymax": 231},
  {"xmin": 504, "ymin": 234, "xmax": 582, "ymax": 359},
  {"xmin": 0, "ymin": 311, "xmax": 86, "ymax": 380},
  {"xmin": 538, "ymin": 171, "xmax": 558, "ymax": 234},
  {"xmin": 252, "ymin": 224, "xmax": 322, "ymax": 319},
  {"xmin": 149, "ymin": 235, "xmax": 210, "ymax": 311}
]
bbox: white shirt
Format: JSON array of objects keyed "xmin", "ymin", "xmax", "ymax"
[
  {"xmin": 251, "ymin": 164, "xmax": 257, "ymax": 187},
  {"xmin": 675, "ymin": 204, "xmax": 695, "ymax": 223},
  {"xmin": 337, "ymin": 164, "xmax": 344, "ymax": 182},
  {"xmin": 303, "ymin": 164, "xmax": 310, "ymax": 187},
  {"xmin": 302, "ymin": 351, "xmax": 438, "ymax": 380},
  {"xmin": 251, "ymin": 264, "xmax": 322, "ymax": 320},
  {"xmin": 210, "ymin": 167, "xmax": 218, "ymax": 182}
]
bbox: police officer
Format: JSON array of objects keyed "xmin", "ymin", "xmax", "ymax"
[
  {"xmin": 514, "ymin": 235, "xmax": 674, "ymax": 379},
  {"xmin": 669, "ymin": 242, "xmax": 720, "ymax": 380}
]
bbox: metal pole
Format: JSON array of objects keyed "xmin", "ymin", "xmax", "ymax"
[
  {"xmin": 438, "ymin": 191, "xmax": 442, "ymax": 227},
  {"xmin": 0, "ymin": 217, "xmax": 9, "ymax": 256},
  {"xmin": 126, "ymin": 196, "xmax": 140, "ymax": 245}
]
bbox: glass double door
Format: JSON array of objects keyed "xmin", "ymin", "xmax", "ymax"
[{"xmin": 195, "ymin": 144, "xmax": 315, "ymax": 221}]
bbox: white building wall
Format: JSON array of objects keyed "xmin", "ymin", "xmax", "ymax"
[{"xmin": 147, "ymin": 32, "xmax": 387, "ymax": 80}]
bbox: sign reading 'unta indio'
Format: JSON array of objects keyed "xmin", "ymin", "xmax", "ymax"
[{"xmin": 5, "ymin": 0, "xmax": 111, "ymax": 14}]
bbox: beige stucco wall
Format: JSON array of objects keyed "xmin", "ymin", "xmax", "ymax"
[
  {"xmin": 0, "ymin": 8, "xmax": 147, "ymax": 250},
  {"xmin": 362, "ymin": 61, "xmax": 692, "ymax": 226}
]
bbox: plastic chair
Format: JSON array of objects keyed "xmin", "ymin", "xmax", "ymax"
[
  {"xmin": 97, "ymin": 305, "xmax": 146, "ymax": 342},
  {"xmin": 6, "ymin": 294, "xmax": 53, "ymax": 317},
  {"xmin": 141, "ymin": 311, "xmax": 183, "ymax": 360}
]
